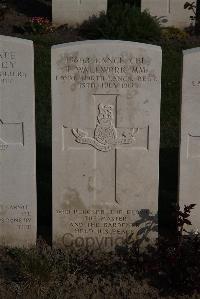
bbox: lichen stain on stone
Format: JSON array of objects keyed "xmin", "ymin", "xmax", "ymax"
[
  {"xmin": 56, "ymin": 50, "xmax": 82, "ymax": 92},
  {"xmin": 61, "ymin": 187, "xmax": 85, "ymax": 209},
  {"xmin": 56, "ymin": 50, "xmax": 78, "ymax": 72}
]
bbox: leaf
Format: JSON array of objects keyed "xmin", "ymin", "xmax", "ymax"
[
  {"xmin": 126, "ymin": 232, "xmax": 134, "ymax": 241},
  {"xmin": 136, "ymin": 227, "xmax": 147, "ymax": 236},
  {"xmin": 184, "ymin": 2, "xmax": 191, "ymax": 9},
  {"xmin": 188, "ymin": 204, "xmax": 196, "ymax": 209},
  {"xmin": 184, "ymin": 219, "xmax": 192, "ymax": 225},
  {"xmin": 178, "ymin": 211, "xmax": 187, "ymax": 217}
]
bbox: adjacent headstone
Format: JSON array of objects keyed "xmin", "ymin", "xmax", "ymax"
[
  {"xmin": 179, "ymin": 48, "xmax": 200, "ymax": 234},
  {"xmin": 52, "ymin": 0, "xmax": 107, "ymax": 26},
  {"xmin": 52, "ymin": 40, "xmax": 162, "ymax": 250},
  {"xmin": 0, "ymin": 36, "xmax": 36, "ymax": 247},
  {"xmin": 141, "ymin": 0, "xmax": 196, "ymax": 28}
]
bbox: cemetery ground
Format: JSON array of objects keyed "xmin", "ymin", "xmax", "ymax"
[{"xmin": 1, "ymin": 1, "xmax": 200, "ymax": 298}]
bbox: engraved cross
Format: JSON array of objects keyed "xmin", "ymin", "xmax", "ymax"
[
  {"xmin": 63, "ymin": 94, "xmax": 149, "ymax": 206},
  {"xmin": 168, "ymin": 0, "xmax": 171, "ymax": 13},
  {"xmin": 0, "ymin": 119, "xmax": 24, "ymax": 151}
]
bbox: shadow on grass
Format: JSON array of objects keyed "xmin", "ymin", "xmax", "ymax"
[{"xmin": 159, "ymin": 147, "xmax": 178, "ymax": 238}]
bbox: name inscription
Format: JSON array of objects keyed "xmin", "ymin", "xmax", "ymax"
[{"xmin": 56, "ymin": 54, "xmax": 158, "ymax": 89}]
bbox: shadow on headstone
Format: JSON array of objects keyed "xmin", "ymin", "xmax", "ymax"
[
  {"xmin": 132, "ymin": 209, "xmax": 158, "ymax": 245},
  {"xmin": 115, "ymin": 208, "xmax": 158, "ymax": 257},
  {"xmin": 108, "ymin": 0, "xmax": 141, "ymax": 9}
]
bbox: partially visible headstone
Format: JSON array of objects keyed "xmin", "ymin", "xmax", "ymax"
[
  {"xmin": 179, "ymin": 48, "xmax": 200, "ymax": 234},
  {"xmin": 52, "ymin": 0, "xmax": 107, "ymax": 26},
  {"xmin": 52, "ymin": 40, "xmax": 162, "ymax": 250},
  {"xmin": 0, "ymin": 36, "xmax": 36, "ymax": 247},
  {"xmin": 141, "ymin": 0, "xmax": 196, "ymax": 28}
]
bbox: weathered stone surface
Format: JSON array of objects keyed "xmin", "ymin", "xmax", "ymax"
[
  {"xmin": 0, "ymin": 36, "xmax": 36, "ymax": 247},
  {"xmin": 141, "ymin": 0, "xmax": 195, "ymax": 28},
  {"xmin": 52, "ymin": 40, "xmax": 161, "ymax": 250},
  {"xmin": 52, "ymin": 0, "xmax": 107, "ymax": 26},
  {"xmin": 179, "ymin": 48, "xmax": 200, "ymax": 234}
]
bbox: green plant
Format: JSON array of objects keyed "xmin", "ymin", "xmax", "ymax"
[
  {"xmin": 184, "ymin": 0, "xmax": 200, "ymax": 33},
  {"xmin": 184, "ymin": 1, "xmax": 196, "ymax": 16},
  {"xmin": 79, "ymin": 4, "xmax": 161, "ymax": 42},
  {"xmin": 176, "ymin": 204, "xmax": 196, "ymax": 236}
]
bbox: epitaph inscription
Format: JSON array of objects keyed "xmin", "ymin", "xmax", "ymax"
[{"xmin": 52, "ymin": 41, "xmax": 161, "ymax": 249}]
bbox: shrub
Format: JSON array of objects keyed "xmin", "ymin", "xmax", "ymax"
[
  {"xmin": 79, "ymin": 4, "xmax": 161, "ymax": 43},
  {"xmin": 0, "ymin": 1, "xmax": 8, "ymax": 21},
  {"xmin": 161, "ymin": 27, "xmax": 189, "ymax": 42}
]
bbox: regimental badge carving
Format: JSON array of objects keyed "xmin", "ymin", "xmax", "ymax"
[{"xmin": 72, "ymin": 104, "xmax": 139, "ymax": 152}]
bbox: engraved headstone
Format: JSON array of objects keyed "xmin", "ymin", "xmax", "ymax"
[
  {"xmin": 52, "ymin": 40, "xmax": 162, "ymax": 250},
  {"xmin": 141, "ymin": 0, "xmax": 195, "ymax": 28},
  {"xmin": 179, "ymin": 48, "xmax": 200, "ymax": 234},
  {"xmin": 52, "ymin": 0, "xmax": 107, "ymax": 26},
  {"xmin": 0, "ymin": 36, "xmax": 36, "ymax": 247}
]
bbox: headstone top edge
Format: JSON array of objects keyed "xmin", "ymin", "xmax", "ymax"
[
  {"xmin": 183, "ymin": 47, "xmax": 200, "ymax": 56},
  {"xmin": 51, "ymin": 40, "xmax": 162, "ymax": 52},
  {"xmin": 0, "ymin": 35, "xmax": 33, "ymax": 46}
]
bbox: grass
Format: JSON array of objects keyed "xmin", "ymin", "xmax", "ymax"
[{"xmin": 1, "ymin": 234, "xmax": 200, "ymax": 298}]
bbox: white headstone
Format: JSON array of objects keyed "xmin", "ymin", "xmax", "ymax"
[
  {"xmin": 0, "ymin": 36, "xmax": 36, "ymax": 247},
  {"xmin": 52, "ymin": 0, "xmax": 107, "ymax": 26},
  {"xmin": 179, "ymin": 48, "xmax": 200, "ymax": 234},
  {"xmin": 141, "ymin": 0, "xmax": 196, "ymax": 28},
  {"xmin": 52, "ymin": 40, "xmax": 162, "ymax": 250}
]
